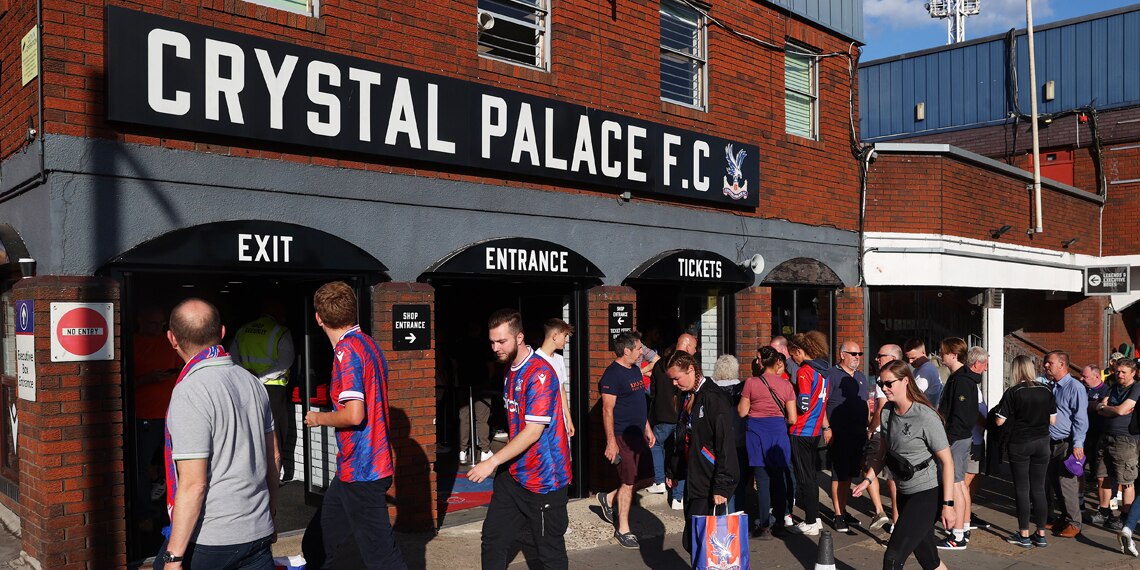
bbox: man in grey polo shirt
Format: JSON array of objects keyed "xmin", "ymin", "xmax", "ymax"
[{"xmin": 156, "ymin": 298, "xmax": 278, "ymax": 570}]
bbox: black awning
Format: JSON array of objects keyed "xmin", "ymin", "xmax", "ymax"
[
  {"xmin": 626, "ymin": 249, "xmax": 752, "ymax": 285},
  {"xmin": 423, "ymin": 237, "xmax": 604, "ymax": 280},
  {"xmin": 109, "ymin": 221, "xmax": 387, "ymax": 273},
  {"xmin": 0, "ymin": 224, "xmax": 29, "ymax": 266}
]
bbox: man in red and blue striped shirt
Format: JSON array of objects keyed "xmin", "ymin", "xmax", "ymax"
[
  {"xmin": 303, "ymin": 281, "xmax": 406, "ymax": 570},
  {"xmin": 469, "ymin": 309, "xmax": 571, "ymax": 569}
]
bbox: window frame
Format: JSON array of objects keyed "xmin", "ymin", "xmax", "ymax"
[
  {"xmin": 242, "ymin": 0, "xmax": 319, "ymax": 17},
  {"xmin": 784, "ymin": 42, "xmax": 820, "ymax": 140},
  {"xmin": 477, "ymin": 0, "xmax": 551, "ymax": 71},
  {"xmin": 659, "ymin": 0, "xmax": 708, "ymax": 110}
]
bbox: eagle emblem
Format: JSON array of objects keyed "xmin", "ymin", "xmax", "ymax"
[{"xmin": 722, "ymin": 144, "xmax": 749, "ymax": 200}]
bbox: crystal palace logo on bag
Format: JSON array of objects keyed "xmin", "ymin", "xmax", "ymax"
[
  {"xmin": 722, "ymin": 144, "xmax": 748, "ymax": 201},
  {"xmin": 705, "ymin": 528, "xmax": 741, "ymax": 570}
]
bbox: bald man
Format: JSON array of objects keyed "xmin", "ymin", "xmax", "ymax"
[
  {"xmin": 647, "ymin": 334, "xmax": 698, "ymax": 508},
  {"xmin": 770, "ymin": 336, "xmax": 798, "ymax": 382}
]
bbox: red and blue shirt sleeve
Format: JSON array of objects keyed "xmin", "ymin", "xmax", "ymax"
[
  {"xmin": 523, "ymin": 367, "xmax": 557, "ymax": 426},
  {"xmin": 332, "ymin": 345, "xmax": 366, "ymax": 406}
]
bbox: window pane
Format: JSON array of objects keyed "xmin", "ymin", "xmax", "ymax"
[
  {"xmin": 479, "ymin": 0, "xmax": 547, "ymax": 68},
  {"xmin": 244, "ymin": 0, "xmax": 311, "ymax": 15},
  {"xmin": 785, "ymin": 50, "xmax": 816, "ymax": 137},
  {"xmin": 660, "ymin": 0, "xmax": 703, "ymax": 107}
]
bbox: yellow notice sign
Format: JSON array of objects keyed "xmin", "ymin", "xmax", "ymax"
[{"xmin": 21, "ymin": 27, "xmax": 38, "ymax": 86}]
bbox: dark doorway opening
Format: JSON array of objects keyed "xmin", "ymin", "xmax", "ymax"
[
  {"xmin": 633, "ymin": 283, "xmax": 737, "ymax": 368},
  {"xmin": 116, "ymin": 270, "xmax": 377, "ymax": 568},
  {"xmin": 430, "ymin": 278, "xmax": 587, "ymax": 528}
]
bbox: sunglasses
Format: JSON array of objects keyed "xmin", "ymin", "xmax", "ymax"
[
  {"xmin": 875, "ymin": 354, "xmax": 893, "ymax": 360},
  {"xmin": 876, "ymin": 378, "xmax": 901, "ymax": 389},
  {"xmin": 844, "ymin": 351, "xmax": 864, "ymax": 356}
]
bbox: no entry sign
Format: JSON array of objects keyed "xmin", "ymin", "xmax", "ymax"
[{"xmin": 51, "ymin": 303, "xmax": 115, "ymax": 362}]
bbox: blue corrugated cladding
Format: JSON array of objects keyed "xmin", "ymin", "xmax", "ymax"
[
  {"xmin": 766, "ymin": 0, "xmax": 864, "ymax": 43},
  {"xmin": 860, "ymin": 8, "xmax": 1140, "ymax": 140}
]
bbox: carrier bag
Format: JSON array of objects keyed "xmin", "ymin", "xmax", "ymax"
[{"xmin": 691, "ymin": 505, "xmax": 749, "ymax": 570}]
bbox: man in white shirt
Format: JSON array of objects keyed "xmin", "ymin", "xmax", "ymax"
[{"xmin": 536, "ymin": 318, "xmax": 575, "ymax": 437}]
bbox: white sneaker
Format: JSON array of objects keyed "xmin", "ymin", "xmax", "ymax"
[
  {"xmin": 788, "ymin": 521, "xmax": 822, "ymax": 536},
  {"xmin": 480, "ymin": 450, "xmax": 494, "ymax": 462},
  {"xmin": 1122, "ymin": 527, "xmax": 1138, "ymax": 557},
  {"xmin": 458, "ymin": 450, "xmax": 468, "ymax": 464},
  {"xmin": 783, "ymin": 515, "xmax": 794, "ymax": 528},
  {"xmin": 671, "ymin": 499, "xmax": 684, "ymax": 510},
  {"xmin": 646, "ymin": 483, "xmax": 667, "ymax": 494},
  {"xmin": 493, "ymin": 431, "xmax": 509, "ymax": 442}
]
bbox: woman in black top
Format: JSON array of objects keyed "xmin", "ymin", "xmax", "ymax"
[{"xmin": 994, "ymin": 355, "xmax": 1057, "ymax": 548}]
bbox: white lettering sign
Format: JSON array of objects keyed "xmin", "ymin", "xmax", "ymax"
[
  {"xmin": 237, "ymin": 233, "xmax": 294, "ymax": 263},
  {"xmin": 677, "ymin": 258, "xmax": 723, "ymax": 279},
  {"xmin": 483, "ymin": 247, "xmax": 569, "ymax": 273}
]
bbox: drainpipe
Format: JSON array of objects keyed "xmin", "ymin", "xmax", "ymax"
[{"xmin": 1026, "ymin": 0, "xmax": 1043, "ymax": 233}]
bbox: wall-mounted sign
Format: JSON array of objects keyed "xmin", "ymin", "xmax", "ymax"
[
  {"xmin": 105, "ymin": 7, "xmax": 761, "ymax": 208},
  {"xmin": 15, "ymin": 300, "xmax": 35, "ymax": 401},
  {"xmin": 627, "ymin": 249, "xmax": 752, "ymax": 285},
  {"xmin": 111, "ymin": 220, "xmax": 387, "ymax": 273},
  {"xmin": 426, "ymin": 238, "xmax": 604, "ymax": 279},
  {"xmin": 20, "ymin": 27, "xmax": 38, "ymax": 87},
  {"xmin": 50, "ymin": 303, "xmax": 115, "ymax": 362},
  {"xmin": 1086, "ymin": 266, "xmax": 1130, "ymax": 295},
  {"xmin": 608, "ymin": 304, "xmax": 633, "ymax": 351},
  {"xmin": 392, "ymin": 304, "xmax": 430, "ymax": 351}
]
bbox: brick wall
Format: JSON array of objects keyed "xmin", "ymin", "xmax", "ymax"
[
  {"xmin": 26, "ymin": 0, "xmax": 860, "ymax": 229},
  {"xmin": 371, "ymin": 282, "xmax": 436, "ymax": 531},
  {"xmin": 836, "ymin": 286, "xmax": 865, "ymax": 370},
  {"xmin": 585, "ymin": 285, "xmax": 634, "ymax": 492},
  {"xmin": 1004, "ymin": 289, "xmax": 1107, "ymax": 372},
  {"xmin": 866, "ymin": 153, "xmax": 1101, "ymax": 256},
  {"xmin": 734, "ymin": 286, "xmax": 772, "ymax": 377},
  {"xmin": 12, "ymin": 277, "xmax": 125, "ymax": 569},
  {"xmin": 0, "ymin": 0, "xmax": 38, "ymax": 162}
]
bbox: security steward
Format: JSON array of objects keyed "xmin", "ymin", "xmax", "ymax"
[{"xmin": 230, "ymin": 300, "xmax": 296, "ymax": 482}]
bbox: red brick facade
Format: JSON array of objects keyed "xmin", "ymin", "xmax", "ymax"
[
  {"xmin": 371, "ymin": 282, "xmax": 436, "ymax": 531},
  {"xmin": 584, "ymin": 285, "xmax": 635, "ymax": 492},
  {"xmin": 11, "ymin": 277, "xmax": 126, "ymax": 569},
  {"xmin": 866, "ymin": 152, "xmax": 1102, "ymax": 256},
  {"xmin": 3, "ymin": 0, "xmax": 860, "ymax": 227},
  {"xmin": 1004, "ymin": 290, "xmax": 1109, "ymax": 373}
]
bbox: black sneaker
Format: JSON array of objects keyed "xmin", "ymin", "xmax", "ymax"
[
  {"xmin": 596, "ymin": 492, "xmax": 614, "ymax": 525},
  {"xmin": 970, "ymin": 516, "xmax": 991, "ymax": 530},
  {"xmin": 752, "ymin": 526, "xmax": 774, "ymax": 541},
  {"xmin": 614, "ymin": 531, "xmax": 639, "ymax": 549},
  {"xmin": 1108, "ymin": 516, "xmax": 1125, "ymax": 531},
  {"xmin": 963, "ymin": 530, "xmax": 971, "ymax": 543},
  {"xmin": 1007, "ymin": 534, "xmax": 1032, "ymax": 548},
  {"xmin": 844, "ymin": 513, "xmax": 861, "ymax": 526},
  {"xmin": 1086, "ymin": 511, "xmax": 1108, "ymax": 526},
  {"xmin": 834, "ymin": 517, "xmax": 850, "ymax": 534},
  {"xmin": 1031, "ymin": 534, "xmax": 1049, "ymax": 548}
]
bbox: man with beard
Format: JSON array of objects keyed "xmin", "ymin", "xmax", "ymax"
[{"xmin": 470, "ymin": 309, "xmax": 571, "ymax": 569}]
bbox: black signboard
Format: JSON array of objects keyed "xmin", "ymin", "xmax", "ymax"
[
  {"xmin": 110, "ymin": 220, "xmax": 387, "ymax": 272},
  {"xmin": 425, "ymin": 238, "xmax": 604, "ymax": 279},
  {"xmin": 392, "ymin": 304, "xmax": 431, "ymax": 351},
  {"xmin": 105, "ymin": 7, "xmax": 760, "ymax": 208},
  {"xmin": 1085, "ymin": 266, "xmax": 1131, "ymax": 295},
  {"xmin": 608, "ymin": 304, "xmax": 633, "ymax": 350},
  {"xmin": 627, "ymin": 249, "xmax": 752, "ymax": 284}
]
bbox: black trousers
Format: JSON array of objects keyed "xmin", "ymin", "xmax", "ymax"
[
  {"xmin": 320, "ymin": 477, "xmax": 407, "ymax": 570},
  {"xmin": 682, "ymin": 494, "xmax": 718, "ymax": 554},
  {"xmin": 481, "ymin": 472, "xmax": 569, "ymax": 569},
  {"xmin": 791, "ymin": 435, "xmax": 821, "ymax": 524},
  {"xmin": 883, "ymin": 487, "xmax": 941, "ymax": 570},
  {"xmin": 1008, "ymin": 438, "xmax": 1050, "ymax": 532},
  {"xmin": 264, "ymin": 385, "xmax": 296, "ymax": 480}
]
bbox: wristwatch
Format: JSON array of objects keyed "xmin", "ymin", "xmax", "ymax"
[
  {"xmin": 941, "ymin": 500, "xmax": 955, "ymax": 507},
  {"xmin": 160, "ymin": 551, "xmax": 184, "ymax": 563}
]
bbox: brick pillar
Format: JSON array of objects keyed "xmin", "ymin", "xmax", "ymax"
[
  {"xmin": 371, "ymin": 282, "xmax": 436, "ymax": 531},
  {"xmin": 585, "ymin": 285, "xmax": 636, "ymax": 492},
  {"xmin": 836, "ymin": 286, "xmax": 866, "ymax": 370},
  {"xmin": 735, "ymin": 286, "xmax": 772, "ymax": 378},
  {"xmin": 12, "ymin": 276, "xmax": 125, "ymax": 569}
]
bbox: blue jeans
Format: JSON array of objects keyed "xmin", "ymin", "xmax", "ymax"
[
  {"xmin": 154, "ymin": 536, "xmax": 274, "ymax": 570},
  {"xmin": 651, "ymin": 423, "xmax": 684, "ymax": 501}
]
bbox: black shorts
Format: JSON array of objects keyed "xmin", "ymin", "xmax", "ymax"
[{"xmin": 829, "ymin": 430, "xmax": 868, "ymax": 482}]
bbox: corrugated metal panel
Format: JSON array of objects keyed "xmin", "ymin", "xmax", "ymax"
[
  {"xmin": 766, "ymin": 0, "xmax": 864, "ymax": 43},
  {"xmin": 860, "ymin": 7, "xmax": 1140, "ymax": 141}
]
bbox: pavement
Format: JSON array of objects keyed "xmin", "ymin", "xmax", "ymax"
[{"xmin": 268, "ymin": 471, "xmax": 1140, "ymax": 569}]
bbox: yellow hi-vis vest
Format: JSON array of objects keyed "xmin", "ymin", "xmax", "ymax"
[{"xmin": 235, "ymin": 315, "xmax": 289, "ymax": 386}]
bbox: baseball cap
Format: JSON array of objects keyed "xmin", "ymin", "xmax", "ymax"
[{"xmin": 1112, "ymin": 352, "xmax": 1126, "ymax": 361}]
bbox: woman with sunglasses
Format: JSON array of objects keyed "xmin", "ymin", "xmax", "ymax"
[
  {"xmin": 993, "ymin": 354, "xmax": 1056, "ymax": 548},
  {"xmin": 738, "ymin": 346, "xmax": 798, "ymax": 539},
  {"xmin": 854, "ymin": 360, "xmax": 955, "ymax": 570}
]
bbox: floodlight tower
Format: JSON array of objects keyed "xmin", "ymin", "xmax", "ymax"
[{"xmin": 925, "ymin": 0, "xmax": 981, "ymax": 44}]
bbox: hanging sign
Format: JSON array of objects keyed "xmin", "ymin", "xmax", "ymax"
[
  {"xmin": 50, "ymin": 303, "xmax": 115, "ymax": 362},
  {"xmin": 15, "ymin": 301, "xmax": 35, "ymax": 401},
  {"xmin": 1085, "ymin": 266, "xmax": 1130, "ymax": 295},
  {"xmin": 104, "ymin": 7, "xmax": 760, "ymax": 208},
  {"xmin": 392, "ymin": 304, "xmax": 431, "ymax": 351}
]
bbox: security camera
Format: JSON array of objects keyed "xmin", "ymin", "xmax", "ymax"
[{"xmin": 478, "ymin": 10, "xmax": 495, "ymax": 31}]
